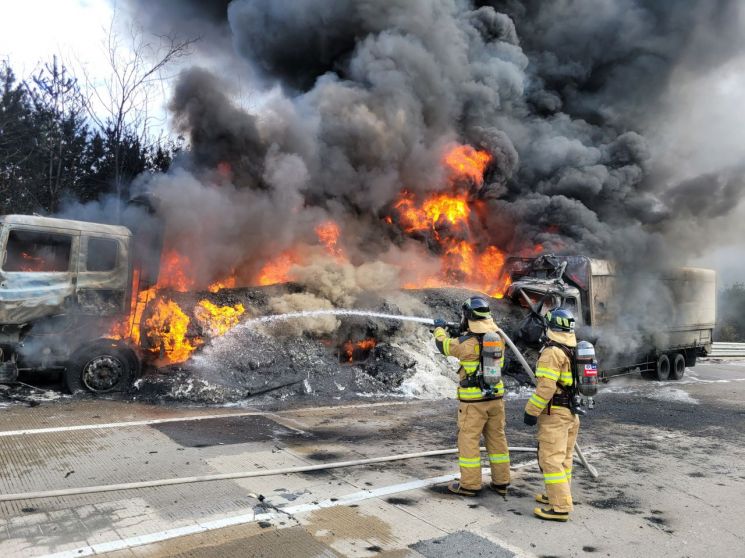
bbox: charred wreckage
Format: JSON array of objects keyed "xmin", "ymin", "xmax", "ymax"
[{"xmin": 0, "ymin": 209, "xmax": 715, "ymax": 402}]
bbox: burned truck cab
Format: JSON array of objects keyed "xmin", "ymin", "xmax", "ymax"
[
  {"xmin": 505, "ymin": 255, "xmax": 586, "ymax": 345},
  {"xmin": 0, "ymin": 215, "xmax": 140, "ymax": 393}
]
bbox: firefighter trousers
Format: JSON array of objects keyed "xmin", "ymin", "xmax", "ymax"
[
  {"xmin": 537, "ymin": 407, "xmax": 580, "ymax": 513},
  {"xmin": 457, "ymin": 399, "xmax": 510, "ymax": 490}
]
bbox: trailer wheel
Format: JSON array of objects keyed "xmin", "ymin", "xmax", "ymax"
[
  {"xmin": 670, "ymin": 353, "xmax": 686, "ymax": 380},
  {"xmin": 684, "ymin": 352, "xmax": 697, "ymax": 368},
  {"xmin": 655, "ymin": 354, "xmax": 671, "ymax": 381},
  {"xmin": 65, "ymin": 342, "xmax": 134, "ymax": 394}
]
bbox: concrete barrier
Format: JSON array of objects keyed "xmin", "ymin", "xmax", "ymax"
[{"xmin": 709, "ymin": 342, "xmax": 745, "ymax": 358}]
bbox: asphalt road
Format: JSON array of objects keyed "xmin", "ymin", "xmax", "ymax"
[{"xmin": 1, "ymin": 361, "xmax": 745, "ymax": 557}]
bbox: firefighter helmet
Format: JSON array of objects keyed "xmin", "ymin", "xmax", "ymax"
[
  {"xmin": 462, "ymin": 295, "xmax": 492, "ymax": 322},
  {"xmin": 545, "ymin": 307, "xmax": 575, "ymax": 332}
]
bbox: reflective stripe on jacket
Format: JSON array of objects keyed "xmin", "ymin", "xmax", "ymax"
[{"xmin": 525, "ymin": 344, "xmax": 573, "ymax": 416}]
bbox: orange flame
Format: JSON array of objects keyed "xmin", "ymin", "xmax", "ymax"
[
  {"xmin": 143, "ymin": 297, "xmax": 201, "ymax": 365},
  {"xmin": 208, "ymin": 276, "xmax": 237, "ymax": 293},
  {"xmin": 342, "ymin": 338, "xmax": 377, "ymax": 362},
  {"xmin": 194, "ymin": 299, "xmax": 246, "ymax": 337},
  {"xmin": 443, "ymin": 145, "xmax": 492, "ymax": 184},
  {"xmin": 315, "ymin": 220, "xmax": 344, "ymax": 258},
  {"xmin": 391, "ymin": 145, "xmax": 516, "ymax": 298},
  {"xmin": 107, "ymin": 249, "xmax": 248, "ymax": 366},
  {"xmin": 257, "ymin": 250, "xmax": 298, "ymax": 286},
  {"xmin": 157, "ymin": 250, "xmax": 195, "ymax": 292},
  {"xmin": 18, "ymin": 251, "xmax": 47, "ymax": 272},
  {"xmin": 395, "ymin": 192, "xmax": 470, "ymax": 234}
]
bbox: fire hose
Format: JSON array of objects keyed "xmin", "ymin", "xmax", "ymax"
[{"xmin": 0, "ymin": 446, "xmax": 540, "ymax": 503}]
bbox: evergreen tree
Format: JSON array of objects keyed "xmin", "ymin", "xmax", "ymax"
[{"xmin": 0, "ymin": 59, "xmax": 177, "ymax": 216}]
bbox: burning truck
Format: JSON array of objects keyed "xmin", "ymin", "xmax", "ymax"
[
  {"xmin": 0, "ymin": 206, "xmax": 258, "ymax": 394},
  {"xmin": 0, "ymin": 149, "xmax": 718, "ymax": 398},
  {"xmin": 0, "ymin": 210, "xmax": 164, "ymax": 393}
]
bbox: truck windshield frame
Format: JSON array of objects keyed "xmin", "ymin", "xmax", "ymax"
[{"xmin": 3, "ymin": 229, "xmax": 73, "ymax": 273}]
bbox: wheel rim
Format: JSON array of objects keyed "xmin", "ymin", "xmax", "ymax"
[{"xmin": 82, "ymin": 355, "xmax": 124, "ymax": 392}]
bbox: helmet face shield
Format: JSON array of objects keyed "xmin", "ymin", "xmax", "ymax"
[
  {"xmin": 463, "ymin": 295, "xmax": 492, "ymax": 321},
  {"xmin": 545, "ymin": 308, "xmax": 575, "ymax": 332}
]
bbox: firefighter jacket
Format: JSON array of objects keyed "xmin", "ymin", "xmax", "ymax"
[
  {"xmin": 433, "ymin": 317, "xmax": 505, "ymax": 402},
  {"xmin": 525, "ymin": 330, "xmax": 577, "ymax": 416}
]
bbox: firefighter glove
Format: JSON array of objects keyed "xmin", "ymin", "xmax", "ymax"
[{"xmin": 523, "ymin": 412, "xmax": 537, "ymax": 426}]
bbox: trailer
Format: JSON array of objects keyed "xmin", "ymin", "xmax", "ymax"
[{"xmin": 504, "ymin": 255, "xmax": 716, "ymax": 380}]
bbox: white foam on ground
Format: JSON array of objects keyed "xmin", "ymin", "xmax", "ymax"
[
  {"xmin": 646, "ymin": 387, "xmax": 699, "ymax": 405},
  {"xmin": 504, "ymin": 385, "xmax": 534, "ymax": 400},
  {"xmin": 395, "ymin": 331, "xmax": 458, "ymax": 399},
  {"xmin": 594, "ymin": 373, "xmax": 700, "ymax": 404}
]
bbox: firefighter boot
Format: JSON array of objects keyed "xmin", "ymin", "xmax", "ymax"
[
  {"xmin": 535, "ymin": 493, "xmax": 549, "ymax": 505},
  {"xmin": 490, "ymin": 482, "xmax": 508, "ymax": 498},
  {"xmin": 448, "ymin": 481, "xmax": 480, "ymax": 497},
  {"xmin": 534, "ymin": 507, "xmax": 569, "ymax": 522}
]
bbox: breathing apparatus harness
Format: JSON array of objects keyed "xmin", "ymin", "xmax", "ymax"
[
  {"xmin": 458, "ymin": 330, "xmax": 505, "ymax": 400},
  {"xmin": 543, "ymin": 339, "xmax": 598, "ymax": 415}
]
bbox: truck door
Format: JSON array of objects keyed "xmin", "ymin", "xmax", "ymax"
[
  {"xmin": 0, "ymin": 227, "xmax": 79, "ymax": 324},
  {"xmin": 75, "ymin": 235, "xmax": 129, "ymax": 315}
]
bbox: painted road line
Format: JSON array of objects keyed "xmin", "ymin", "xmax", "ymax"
[
  {"xmin": 39, "ymin": 471, "xmax": 461, "ymax": 558},
  {"xmin": 0, "ymin": 411, "xmax": 266, "ymax": 437},
  {"xmin": 0, "ymin": 400, "xmax": 415, "ymax": 437},
  {"xmin": 36, "ymin": 451, "xmax": 581, "ymax": 558}
]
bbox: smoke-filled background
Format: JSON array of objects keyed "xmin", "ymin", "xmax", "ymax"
[{"xmin": 113, "ymin": 0, "xmax": 745, "ymax": 290}]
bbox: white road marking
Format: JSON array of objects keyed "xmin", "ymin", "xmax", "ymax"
[
  {"xmin": 0, "ymin": 411, "xmax": 266, "ymax": 437},
  {"xmin": 37, "ymin": 455, "xmax": 569, "ymax": 558},
  {"xmin": 0, "ymin": 400, "xmax": 415, "ymax": 437},
  {"xmin": 39, "ymin": 471, "xmax": 460, "ymax": 557}
]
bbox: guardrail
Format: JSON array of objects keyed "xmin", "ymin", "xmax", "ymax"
[{"xmin": 708, "ymin": 342, "xmax": 745, "ymax": 358}]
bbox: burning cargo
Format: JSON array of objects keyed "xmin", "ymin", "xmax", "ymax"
[{"xmin": 0, "ymin": 210, "xmax": 716, "ymax": 403}]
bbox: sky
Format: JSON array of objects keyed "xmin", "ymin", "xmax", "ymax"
[
  {"xmin": 0, "ymin": 0, "xmax": 114, "ymax": 77},
  {"xmin": 0, "ymin": 0, "xmax": 175, "ymax": 134}
]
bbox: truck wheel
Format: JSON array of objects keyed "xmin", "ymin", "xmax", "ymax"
[
  {"xmin": 684, "ymin": 352, "xmax": 697, "ymax": 368},
  {"xmin": 670, "ymin": 353, "xmax": 686, "ymax": 380},
  {"xmin": 65, "ymin": 343, "xmax": 134, "ymax": 394},
  {"xmin": 655, "ymin": 354, "xmax": 670, "ymax": 381}
]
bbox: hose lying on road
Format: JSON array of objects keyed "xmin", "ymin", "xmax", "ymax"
[
  {"xmin": 0, "ymin": 446, "xmax": 538, "ymax": 503},
  {"xmin": 496, "ymin": 326, "xmax": 600, "ymax": 479}
]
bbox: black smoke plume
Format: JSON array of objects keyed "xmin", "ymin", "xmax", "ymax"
[{"xmin": 118, "ymin": 0, "xmax": 745, "ymax": 286}]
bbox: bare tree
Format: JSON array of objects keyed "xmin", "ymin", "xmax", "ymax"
[{"xmin": 81, "ymin": 14, "xmax": 196, "ymax": 216}]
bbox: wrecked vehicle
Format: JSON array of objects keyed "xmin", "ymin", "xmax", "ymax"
[
  {"xmin": 505, "ymin": 255, "xmax": 716, "ymax": 381},
  {"xmin": 0, "ymin": 213, "xmax": 161, "ymax": 393}
]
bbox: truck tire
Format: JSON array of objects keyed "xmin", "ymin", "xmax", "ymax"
[
  {"xmin": 655, "ymin": 354, "xmax": 670, "ymax": 381},
  {"xmin": 684, "ymin": 351, "xmax": 697, "ymax": 368},
  {"xmin": 64, "ymin": 342, "xmax": 135, "ymax": 394},
  {"xmin": 670, "ymin": 353, "xmax": 686, "ymax": 380}
]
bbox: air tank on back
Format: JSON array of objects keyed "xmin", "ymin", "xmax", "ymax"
[{"xmin": 575, "ymin": 340, "xmax": 598, "ymax": 398}]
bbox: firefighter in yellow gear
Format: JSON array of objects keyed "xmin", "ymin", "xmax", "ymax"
[
  {"xmin": 432, "ymin": 296, "xmax": 510, "ymax": 497},
  {"xmin": 524, "ymin": 307, "xmax": 579, "ymax": 522}
]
